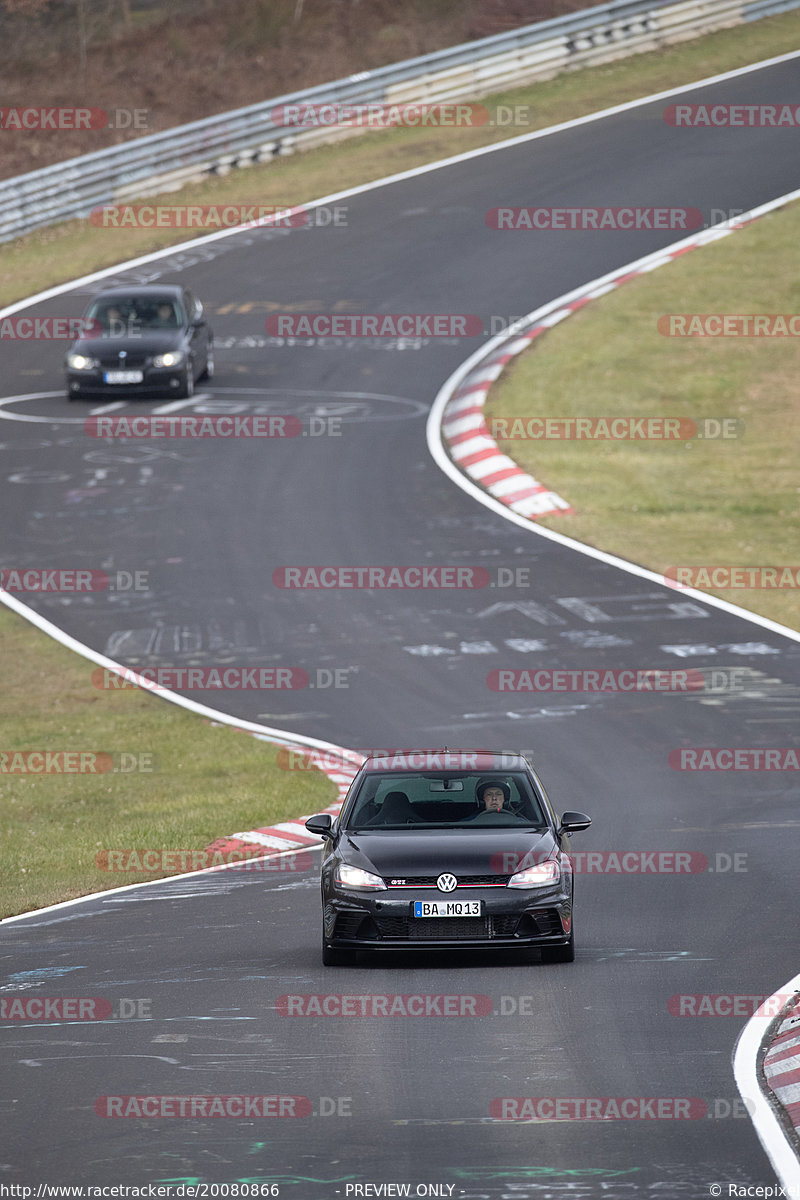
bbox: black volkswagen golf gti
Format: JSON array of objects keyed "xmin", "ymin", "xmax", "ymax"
[
  {"xmin": 65, "ymin": 283, "xmax": 213, "ymax": 400},
  {"xmin": 305, "ymin": 750, "xmax": 591, "ymax": 965}
]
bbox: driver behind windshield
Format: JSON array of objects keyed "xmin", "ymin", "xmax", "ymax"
[{"xmin": 477, "ymin": 780, "xmax": 510, "ymax": 811}]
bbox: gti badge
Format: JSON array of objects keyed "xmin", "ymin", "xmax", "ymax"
[{"xmin": 436, "ymin": 873, "xmax": 457, "ymax": 893}]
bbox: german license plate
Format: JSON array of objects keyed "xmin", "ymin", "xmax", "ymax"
[
  {"xmin": 413, "ymin": 900, "xmax": 481, "ymax": 917},
  {"xmin": 104, "ymin": 370, "xmax": 143, "ymax": 384}
]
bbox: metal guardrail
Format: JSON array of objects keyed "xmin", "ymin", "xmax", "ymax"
[{"xmin": 1, "ymin": 0, "xmax": 796, "ymax": 243}]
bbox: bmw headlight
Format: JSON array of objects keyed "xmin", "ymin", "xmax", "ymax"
[
  {"xmin": 335, "ymin": 864, "xmax": 386, "ymax": 890},
  {"xmin": 507, "ymin": 860, "xmax": 560, "ymax": 888},
  {"xmin": 66, "ymin": 352, "xmax": 98, "ymax": 371},
  {"xmin": 152, "ymin": 351, "xmax": 185, "ymax": 368}
]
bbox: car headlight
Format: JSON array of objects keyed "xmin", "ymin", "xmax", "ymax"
[
  {"xmin": 335, "ymin": 864, "xmax": 386, "ymax": 890},
  {"xmin": 507, "ymin": 860, "xmax": 560, "ymax": 888},
  {"xmin": 152, "ymin": 351, "xmax": 185, "ymax": 368},
  {"xmin": 66, "ymin": 352, "xmax": 98, "ymax": 371}
]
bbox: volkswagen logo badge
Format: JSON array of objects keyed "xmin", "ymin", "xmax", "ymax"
[{"xmin": 436, "ymin": 873, "xmax": 457, "ymax": 893}]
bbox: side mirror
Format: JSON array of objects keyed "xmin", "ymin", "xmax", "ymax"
[
  {"xmin": 559, "ymin": 811, "xmax": 591, "ymax": 834},
  {"xmin": 304, "ymin": 813, "xmax": 333, "ymax": 837}
]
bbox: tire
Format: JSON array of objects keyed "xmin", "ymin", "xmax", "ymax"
[
  {"xmin": 198, "ymin": 346, "xmax": 214, "ymax": 381},
  {"xmin": 541, "ymin": 932, "xmax": 575, "ymax": 963},
  {"xmin": 175, "ymin": 364, "xmax": 194, "ymax": 399}
]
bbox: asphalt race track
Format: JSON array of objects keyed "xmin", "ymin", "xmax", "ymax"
[{"xmin": 2, "ymin": 57, "xmax": 800, "ymax": 1198}]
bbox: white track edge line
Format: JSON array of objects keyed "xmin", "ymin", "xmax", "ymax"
[{"xmin": 0, "ymin": 840, "xmax": 322, "ymax": 926}]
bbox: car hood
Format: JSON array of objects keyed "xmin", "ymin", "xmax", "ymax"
[
  {"xmin": 339, "ymin": 828, "xmax": 556, "ymax": 877},
  {"xmin": 69, "ymin": 331, "xmax": 185, "ymax": 356}
]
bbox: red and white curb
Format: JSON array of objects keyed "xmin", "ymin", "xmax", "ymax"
[
  {"xmin": 764, "ymin": 994, "xmax": 800, "ymax": 1140},
  {"xmin": 734, "ymin": 977, "xmax": 800, "ymax": 1194},
  {"xmin": 442, "ymin": 354, "xmax": 572, "ymax": 520},
  {"xmin": 439, "ymin": 187, "xmax": 800, "ymax": 524}
]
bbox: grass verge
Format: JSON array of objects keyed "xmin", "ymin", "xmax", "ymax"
[
  {"xmin": 0, "ymin": 604, "xmax": 334, "ymax": 919},
  {"xmin": 2, "ymin": 8, "xmax": 800, "ymax": 307},
  {"xmin": 485, "ymin": 201, "xmax": 800, "ymax": 631}
]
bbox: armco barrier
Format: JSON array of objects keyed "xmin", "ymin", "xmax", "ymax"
[{"xmin": 1, "ymin": 0, "xmax": 798, "ymax": 244}]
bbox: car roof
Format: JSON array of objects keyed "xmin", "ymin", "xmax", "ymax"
[
  {"xmin": 359, "ymin": 750, "xmax": 530, "ymax": 772},
  {"xmin": 90, "ymin": 284, "xmax": 185, "ymax": 299}
]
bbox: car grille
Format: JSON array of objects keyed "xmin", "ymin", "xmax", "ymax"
[
  {"xmin": 383, "ymin": 874, "xmax": 510, "ymax": 888},
  {"xmin": 333, "ymin": 909, "xmax": 562, "ymax": 942},
  {"xmin": 374, "ymin": 914, "xmax": 520, "ymax": 940},
  {"xmin": 97, "ymin": 351, "xmax": 149, "ymax": 368}
]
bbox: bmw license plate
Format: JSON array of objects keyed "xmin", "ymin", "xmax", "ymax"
[
  {"xmin": 413, "ymin": 900, "xmax": 481, "ymax": 917},
  {"xmin": 104, "ymin": 369, "xmax": 143, "ymax": 384}
]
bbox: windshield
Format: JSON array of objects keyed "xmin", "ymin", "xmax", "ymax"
[
  {"xmin": 344, "ymin": 772, "xmax": 546, "ymax": 829},
  {"xmin": 83, "ymin": 295, "xmax": 184, "ymax": 335}
]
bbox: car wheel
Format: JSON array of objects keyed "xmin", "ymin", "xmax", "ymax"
[
  {"xmin": 541, "ymin": 932, "xmax": 575, "ymax": 963},
  {"xmin": 322, "ymin": 931, "xmax": 355, "ymax": 966},
  {"xmin": 175, "ymin": 364, "xmax": 194, "ymax": 399},
  {"xmin": 198, "ymin": 346, "xmax": 214, "ymax": 381}
]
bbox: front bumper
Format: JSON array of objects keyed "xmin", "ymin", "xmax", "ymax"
[
  {"xmin": 66, "ymin": 367, "xmax": 187, "ymax": 398},
  {"xmin": 323, "ymin": 887, "xmax": 572, "ymax": 950}
]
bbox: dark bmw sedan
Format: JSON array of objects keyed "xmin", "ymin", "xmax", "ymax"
[
  {"xmin": 305, "ymin": 750, "xmax": 591, "ymax": 965},
  {"xmin": 65, "ymin": 283, "xmax": 213, "ymax": 400}
]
